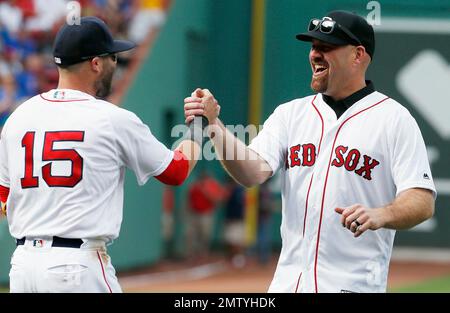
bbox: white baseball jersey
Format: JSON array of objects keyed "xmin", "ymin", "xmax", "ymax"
[
  {"xmin": 249, "ymin": 90, "xmax": 436, "ymax": 293},
  {"xmin": 0, "ymin": 89, "xmax": 173, "ymax": 243}
]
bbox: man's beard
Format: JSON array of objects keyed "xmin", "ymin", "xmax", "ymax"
[
  {"xmin": 95, "ymin": 67, "xmax": 114, "ymax": 99},
  {"xmin": 311, "ymin": 76, "xmax": 328, "ymax": 93}
]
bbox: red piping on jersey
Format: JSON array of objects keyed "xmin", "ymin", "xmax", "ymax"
[
  {"xmin": 97, "ymin": 250, "xmax": 113, "ymax": 293},
  {"xmin": 40, "ymin": 94, "xmax": 90, "ymax": 102},
  {"xmin": 295, "ymin": 272, "xmax": 303, "ymax": 293},
  {"xmin": 295, "ymin": 96, "xmax": 324, "ymax": 293},
  {"xmin": 302, "ymin": 96, "xmax": 325, "ymax": 236},
  {"xmin": 313, "ymin": 97, "xmax": 389, "ymax": 293}
]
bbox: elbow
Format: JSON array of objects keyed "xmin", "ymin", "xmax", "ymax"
[
  {"xmin": 155, "ymin": 172, "xmax": 187, "ymax": 186},
  {"xmin": 235, "ymin": 174, "xmax": 267, "ymax": 189},
  {"xmin": 228, "ymin": 175, "xmax": 254, "ymax": 188},
  {"xmin": 155, "ymin": 151, "xmax": 189, "ymax": 186},
  {"xmin": 413, "ymin": 189, "xmax": 435, "ymax": 224},
  {"xmin": 167, "ymin": 175, "xmax": 187, "ymax": 186},
  {"xmin": 425, "ymin": 202, "xmax": 435, "ymax": 220},
  {"xmin": 416, "ymin": 201, "xmax": 435, "ymax": 226},
  {"xmin": 240, "ymin": 180, "xmax": 257, "ymax": 189},
  {"xmin": 424, "ymin": 193, "xmax": 436, "ymax": 220}
]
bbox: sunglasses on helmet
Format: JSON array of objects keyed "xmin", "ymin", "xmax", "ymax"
[{"xmin": 308, "ymin": 17, "xmax": 362, "ymax": 46}]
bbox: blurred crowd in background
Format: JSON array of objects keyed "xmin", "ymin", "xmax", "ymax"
[{"xmin": 0, "ymin": 0, "xmax": 168, "ymax": 130}]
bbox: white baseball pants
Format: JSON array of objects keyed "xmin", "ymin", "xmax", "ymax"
[{"xmin": 9, "ymin": 238, "xmax": 122, "ymax": 293}]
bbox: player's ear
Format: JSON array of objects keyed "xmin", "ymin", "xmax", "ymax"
[
  {"xmin": 353, "ymin": 46, "xmax": 366, "ymax": 65},
  {"xmin": 89, "ymin": 57, "xmax": 103, "ymax": 73}
]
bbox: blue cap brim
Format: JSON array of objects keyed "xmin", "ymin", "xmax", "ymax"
[
  {"xmin": 296, "ymin": 31, "xmax": 350, "ymax": 46},
  {"xmin": 110, "ymin": 40, "xmax": 137, "ymax": 53}
]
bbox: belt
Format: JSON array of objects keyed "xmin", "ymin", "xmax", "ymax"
[{"xmin": 16, "ymin": 236, "xmax": 83, "ymax": 248}]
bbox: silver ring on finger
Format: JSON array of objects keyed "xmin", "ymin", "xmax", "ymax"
[{"xmin": 352, "ymin": 220, "xmax": 361, "ymax": 232}]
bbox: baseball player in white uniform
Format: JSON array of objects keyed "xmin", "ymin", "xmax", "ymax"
[
  {"xmin": 0, "ymin": 17, "xmax": 211, "ymax": 293},
  {"xmin": 184, "ymin": 10, "xmax": 436, "ymax": 292}
]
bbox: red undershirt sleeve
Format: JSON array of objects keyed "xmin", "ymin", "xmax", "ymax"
[
  {"xmin": 0, "ymin": 184, "xmax": 9, "ymax": 216},
  {"xmin": 155, "ymin": 150, "xmax": 189, "ymax": 186},
  {"xmin": 0, "ymin": 185, "xmax": 9, "ymax": 203}
]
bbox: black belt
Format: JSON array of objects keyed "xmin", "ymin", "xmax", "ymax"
[{"xmin": 16, "ymin": 237, "xmax": 83, "ymax": 248}]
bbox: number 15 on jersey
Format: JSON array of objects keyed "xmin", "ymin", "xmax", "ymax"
[{"xmin": 21, "ymin": 131, "xmax": 85, "ymax": 189}]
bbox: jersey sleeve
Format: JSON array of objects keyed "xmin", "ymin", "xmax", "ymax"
[
  {"xmin": 388, "ymin": 108, "xmax": 436, "ymax": 198},
  {"xmin": 109, "ymin": 108, "xmax": 174, "ymax": 186},
  {"xmin": 248, "ymin": 106, "xmax": 288, "ymax": 175},
  {"xmin": 0, "ymin": 128, "xmax": 10, "ymax": 188}
]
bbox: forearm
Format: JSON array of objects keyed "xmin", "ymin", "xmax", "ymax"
[
  {"xmin": 208, "ymin": 119, "xmax": 271, "ymax": 187},
  {"xmin": 183, "ymin": 88, "xmax": 272, "ymax": 187},
  {"xmin": 381, "ymin": 188, "xmax": 435, "ymax": 230},
  {"xmin": 176, "ymin": 139, "xmax": 201, "ymax": 176}
]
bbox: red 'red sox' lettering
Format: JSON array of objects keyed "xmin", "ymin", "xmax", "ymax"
[
  {"xmin": 302, "ymin": 143, "xmax": 316, "ymax": 166},
  {"xmin": 288, "ymin": 144, "xmax": 380, "ymax": 181},
  {"xmin": 331, "ymin": 146, "xmax": 348, "ymax": 167},
  {"xmin": 290, "ymin": 145, "xmax": 301, "ymax": 167},
  {"xmin": 289, "ymin": 143, "xmax": 317, "ymax": 168},
  {"xmin": 355, "ymin": 155, "xmax": 380, "ymax": 180},
  {"xmin": 332, "ymin": 145, "xmax": 380, "ymax": 180}
]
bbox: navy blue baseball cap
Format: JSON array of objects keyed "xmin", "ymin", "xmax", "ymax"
[
  {"xmin": 296, "ymin": 10, "xmax": 375, "ymax": 59},
  {"xmin": 53, "ymin": 16, "xmax": 136, "ymax": 66}
]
